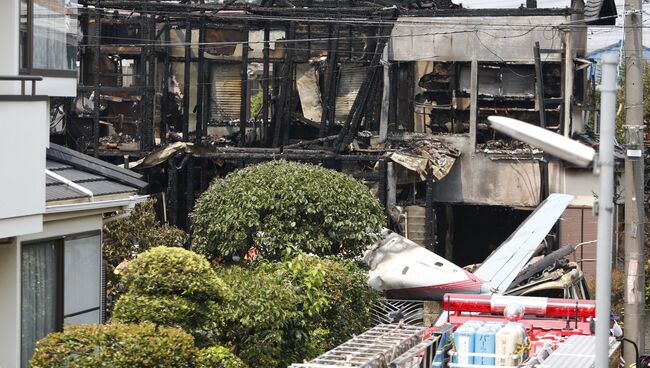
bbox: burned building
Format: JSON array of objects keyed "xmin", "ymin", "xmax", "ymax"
[{"xmin": 61, "ymin": 0, "xmax": 616, "ymax": 278}]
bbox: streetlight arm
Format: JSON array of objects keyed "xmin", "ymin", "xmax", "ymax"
[{"xmin": 487, "ymin": 116, "xmax": 596, "ymax": 167}]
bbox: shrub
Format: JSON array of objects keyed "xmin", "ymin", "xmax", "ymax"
[
  {"xmin": 30, "ymin": 323, "xmax": 196, "ymax": 368},
  {"xmin": 213, "ymin": 255, "xmax": 380, "ymax": 367},
  {"xmin": 103, "ymin": 199, "xmax": 186, "ymax": 317},
  {"xmin": 113, "ymin": 246, "xmax": 231, "ymax": 346},
  {"xmin": 196, "ymin": 346, "xmax": 247, "ymax": 368},
  {"xmin": 103, "ymin": 199, "xmax": 186, "ymax": 267},
  {"xmin": 263, "ymin": 254, "xmax": 380, "ymax": 351},
  {"xmin": 191, "ymin": 161, "xmax": 385, "ymax": 261},
  {"xmin": 214, "ymin": 265, "xmax": 303, "ymax": 367}
]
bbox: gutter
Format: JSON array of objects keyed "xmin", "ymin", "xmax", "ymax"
[{"xmin": 45, "ymin": 195, "xmax": 149, "ymax": 214}]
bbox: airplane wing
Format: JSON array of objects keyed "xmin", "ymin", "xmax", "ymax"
[{"xmin": 473, "ymin": 193, "xmax": 574, "ymax": 295}]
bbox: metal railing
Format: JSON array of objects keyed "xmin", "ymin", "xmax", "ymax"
[
  {"xmin": 0, "ymin": 75, "xmax": 43, "ymax": 96},
  {"xmin": 389, "ymin": 335, "xmax": 440, "ymax": 368}
]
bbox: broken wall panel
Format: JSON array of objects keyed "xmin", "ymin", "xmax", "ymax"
[
  {"xmin": 210, "ymin": 63, "xmax": 243, "ymax": 122},
  {"xmin": 249, "ymin": 29, "xmax": 286, "ymax": 59},
  {"xmin": 295, "ymin": 63, "xmax": 323, "ymax": 122}
]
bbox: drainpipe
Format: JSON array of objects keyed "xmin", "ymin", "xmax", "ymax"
[{"xmin": 45, "ymin": 169, "xmax": 94, "ymax": 201}]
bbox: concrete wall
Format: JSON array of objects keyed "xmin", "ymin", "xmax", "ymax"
[
  {"xmin": 432, "ymin": 135, "xmax": 599, "ymax": 208},
  {"xmin": 0, "ymin": 99, "xmax": 49, "ymax": 238},
  {"xmin": 389, "ymin": 15, "xmax": 570, "ymax": 62}
]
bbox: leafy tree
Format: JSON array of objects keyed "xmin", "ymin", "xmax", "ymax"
[
  {"xmin": 112, "ymin": 246, "xmax": 231, "ymax": 346},
  {"xmin": 30, "ymin": 323, "xmax": 197, "ymax": 368},
  {"xmin": 191, "ymin": 161, "xmax": 385, "ymax": 261}
]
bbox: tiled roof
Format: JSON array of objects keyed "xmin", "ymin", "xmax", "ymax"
[{"xmin": 46, "ymin": 144, "xmax": 147, "ymax": 203}]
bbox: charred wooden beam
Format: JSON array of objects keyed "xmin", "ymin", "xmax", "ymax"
[
  {"xmin": 196, "ymin": 16, "xmax": 207, "ymax": 143},
  {"xmin": 93, "ymin": 8, "xmax": 101, "ymax": 157},
  {"xmin": 161, "ymin": 24, "xmax": 171, "ymax": 145},
  {"xmin": 282, "ymin": 64, "xmax": 296, "ymax": 145},
  {"xmin": 185, "ymin": 155, "xmax": 195, "ymax": 232},
  {"xmin": 262, "ymin": 25, "xmax": 270, "ymax": 144},
  {"xmin": 143, "ymin": 11, "xmax": 157, "ymax": 150},
  {"xmin": 424, "ymin": 169, "xmax": 435, "ymax": 251},
  {"xmin": 272, "ymin": 22, "xmax": 296, "ymax": 147},
  {"xmin": 378, "ymin": 158, "xmax": 388, "ymax": 209},
  {"xmin": 284, "ymin": 135, "xmax": 339, "ymax": 149},
  {"xmin": 239, "ymin": 23, "xmax": 250, "ymax": 147},
  {"xmin": 182, "ymin": 19, "xmax": 192, "ymax": 141},
  {"xmin": 336, "ymin": 18, "xmax": 393, "ymax": 152}
]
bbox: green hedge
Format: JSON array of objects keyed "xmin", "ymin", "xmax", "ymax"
[
  {"xmin": 191, "ymin": 161, "xmax": 385, "ymax": 260},
  {"xmin": 113, "ymin": 246, "xmax": 231, "ymax": 346},
  {"xmin": 30, "ymin": 323, "xmax": 196, "ymax": 368}
]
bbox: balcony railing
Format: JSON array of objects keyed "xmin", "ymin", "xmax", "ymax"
[{"xmin": 0, "ymin": 75, "xmax": 43, "ymax": 96}]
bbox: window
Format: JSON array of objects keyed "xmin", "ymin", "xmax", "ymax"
[
  {"xmin": 20, "ymin": 232, "xmax": 101, "ymax": 367},
  {"xmin": 19, "ymin": 0, "xmax": 77, "ymax": 76}
]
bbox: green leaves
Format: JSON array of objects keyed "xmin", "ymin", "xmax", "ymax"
[
  {"xmin": 113, "ymin": 247, "xmax": 231, "ymax": 347},
  {"xmin": 30, "ymin": 323, "xmax": 197, "ymax": 368},
  {"xmin": 213, "ymin": 254, "xmax": 380, "ymax": 367},
  {"xmin": 190, "ymin": 161, "xmax": 385, "ymax": 261}
]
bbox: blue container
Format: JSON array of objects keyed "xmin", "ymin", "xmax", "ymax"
[
  {"xmin": 475, "ymin": 324, "xmax": 498, "ymax": 365},
  {"xmin": 454, "ymin": 322, "xmax": 478, "ymax": 365}
]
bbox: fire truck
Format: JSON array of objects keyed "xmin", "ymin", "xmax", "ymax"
[{"xmin": 290, "ymin": 293, "xmax": 622, "ymax": 368}]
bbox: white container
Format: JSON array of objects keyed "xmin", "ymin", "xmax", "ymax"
[{"xmin": 495, "ymin": 322, "xmax": 524, "ymax": 366}]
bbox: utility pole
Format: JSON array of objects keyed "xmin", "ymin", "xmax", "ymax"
[{"xmin": 624, "ymin": 0, "xmax": 645, "ymax": 361}]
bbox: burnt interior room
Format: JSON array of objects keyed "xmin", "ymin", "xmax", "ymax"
[{"xmin": 435, "ymin": 204, "xmax": 531, "ymax": 266}]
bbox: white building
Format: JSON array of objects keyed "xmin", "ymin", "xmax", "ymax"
[{"xmin": 0, "ymin": 1, "xmax": 147, "ymax": 367}]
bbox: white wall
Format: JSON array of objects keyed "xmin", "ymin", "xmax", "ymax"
[
  {"xmin": 389, "ymin": 15, "xmax": 569, "ymax": 62},
  {"xmin": 0, "ymin": 100, "xmax": 49, "ymax": 238},
  {"xmin": 38, "ymin": 76, "xmax": 77, "ymax": 97},
  {"xmin": 0, "ymin": 239, "xmax": 20, "ymax": 368},
  {"xmin": 0, "ymin": 0, "xmax": 19, "ymax": 76},
  {"xmin": 0, "ymin": 214, "xmax": 104, "ymax": 368},
  {"xmin": 0, "ymin": 0, "xmax": 20, "ymax": 95}
]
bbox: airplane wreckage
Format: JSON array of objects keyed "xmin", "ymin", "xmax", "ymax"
[{"xmin": 363, "ymin": 193, "xmax": 590, "ymax": 301}]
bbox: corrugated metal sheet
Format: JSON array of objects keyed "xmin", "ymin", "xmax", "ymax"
[
  {"xmin": 335, "ymin": 64, "xmax": 365, "ymax": 122},
  {"xmin": 210, "ymin": 63, "xmax": 242, "ymax": 121}
]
